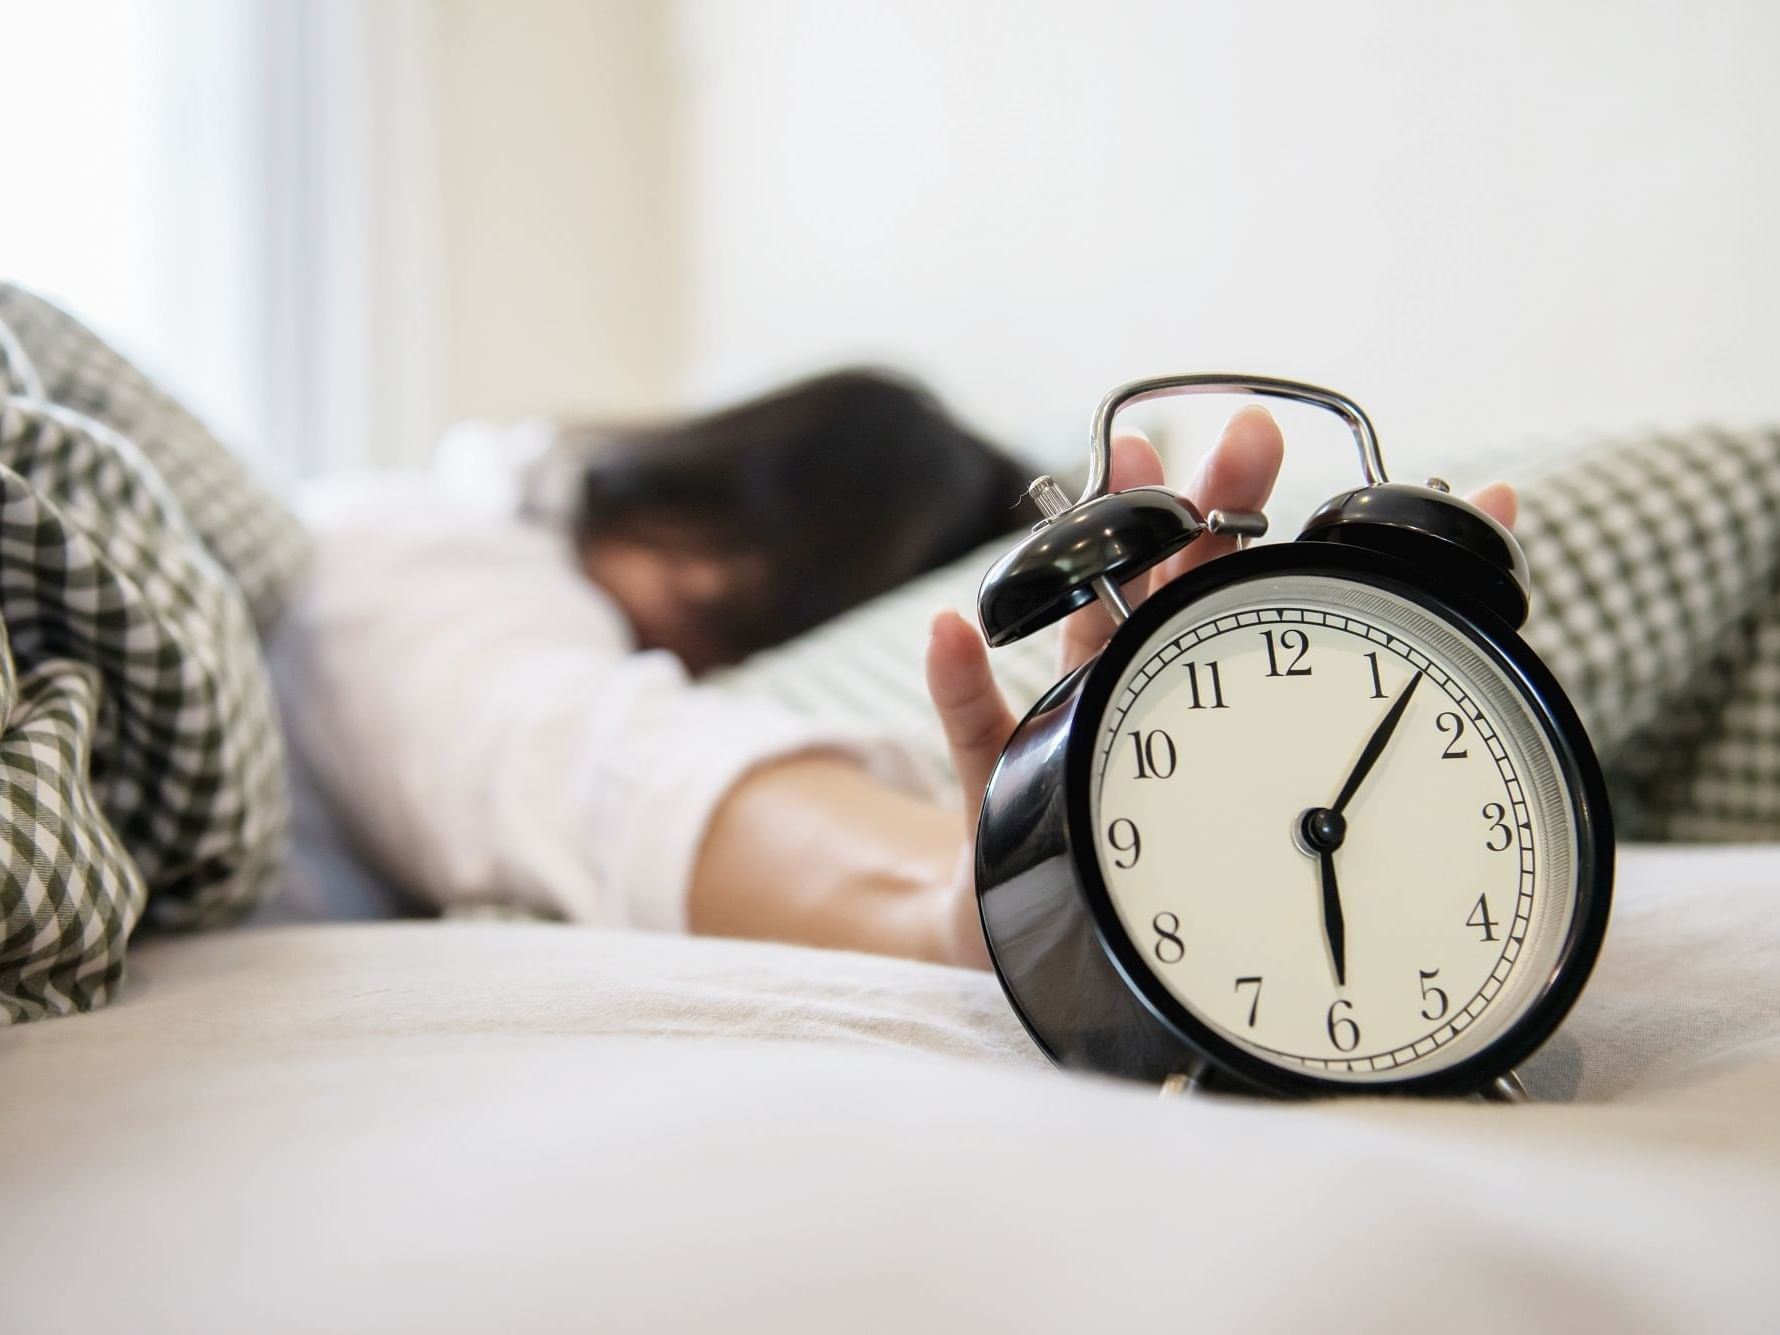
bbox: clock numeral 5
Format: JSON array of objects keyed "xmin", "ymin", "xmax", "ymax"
[
  {"xmin": 1107, "ymin": 818, "xmax": 1142, "ymax": 869},
  {"xmin": 1126, "ymin": 729, "xmax": 1177, "ymax": 780},
  {"xmin": 1260, "ymin": 629, "xmax": 1312, "ymax": 678},
  {"xmin": 1418, "ymin": 968, "xmax": 1450, "ymax": 1022},
  {"xmin": 1234, "ymin": 975, "xmax": 1262, "ymax": 1027},
  {"xmin": 1151, "ymin": 912, "xmax": 1185, "ymax": 965},
  {"xmin": 1326, "ymin": 999, "xmax": 1361, "ymax": 1053}
]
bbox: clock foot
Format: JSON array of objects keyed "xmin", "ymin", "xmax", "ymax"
[
  {"xmin": 1158, "ymin": 1062, "xmax": 1212, "ymax": 1099},
  {"xmin": 1482, "ymin": 1070, "xmax": 1530, "ymax": 1104}
]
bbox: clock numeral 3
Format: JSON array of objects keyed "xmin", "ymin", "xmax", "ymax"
[
  {"xmin": 1152, "ymin": 912, "xmax": 1185, "ymax": 965},
  {"xmin": 1182, "ymin": 659, "xmax": 1228, "ymax": 710},
  {"xmin": 1234, "ymin": 975, "xmax": 1262, "ymax": 1027},
  {"xmin": 1260, "ymin": 629, "xmax": 1312, "ymax": 678},
  {"xmin": 1126, "ymin": 729, "xmax": 1177, "ymax": 780},
  {"xmin": 1326, "ymin": 998, "xmax": 1361, "ymax": 1053},
  {"xmin": 1436, "ymin": 711, "xmax": 1469, "ymax": 759},
  {"xmin": 1482, "ymin": 802, "xmax": 1513, "ymax": 851},
  {"xmin": 1467, "ymin": 894, "xmax": 1498, "ymax": 942},
  {"xmin": 1418, "ymin": 968, "xmax": 1450, "ymax": 1022},
  {"xmin": 1108, "ymin": 818, "xmax": 1142, "ymax": 869}
]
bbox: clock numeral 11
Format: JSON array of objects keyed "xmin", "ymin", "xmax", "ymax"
[{"xmin": 1182, "ymin": 659, "xmax": 1228, "ymax": 710}]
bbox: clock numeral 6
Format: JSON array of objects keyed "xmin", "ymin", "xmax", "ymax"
[
  {"xmin": 1260, "ymin": 629, "xmax": 1312, "ymax": 678},
  {"xmin": 1151, "ymin": 912, "xmax": 1185, "ymax": 965},
  {"xmin": 1418, "ymin": 968, "xmax": 1450, "ymax": 1022},
  {"xmin": 1482, "ymin": 802, "xmax": 1513, "ymax": 851},
  {"xmin": 1126, "ymin": 728, "xmax": 1177, "ymax": 780},
  {"xmin": 1436, "ymin": 711, "xmax": 1469, "ymax": 759},
  {"xmin": 1326, "ymin": 999, "xmax": 1361, "ymax": 1053},
  {"xmin": 1107, "ymin": 818, "xmax": 1142, "ymax": 869}
]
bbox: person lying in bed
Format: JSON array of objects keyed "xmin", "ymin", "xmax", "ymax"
[{"xmin": 286, "ymin": 371, "xmax": 1515, "ymax": 968}]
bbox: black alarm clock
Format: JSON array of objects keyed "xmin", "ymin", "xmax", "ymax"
[{"xmin": 974, "ymin": 374, "xmax": 1613, "ymax": 1102}]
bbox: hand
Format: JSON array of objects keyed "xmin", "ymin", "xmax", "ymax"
[{"xmin": 923, "ymin": 409, "xmax": 1518, "ymax": 970}]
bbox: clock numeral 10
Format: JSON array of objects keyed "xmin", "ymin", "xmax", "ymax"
[
  {"xmin": 1260, "ymin": 629, "xmax": 1312, "ymax": 678},
  {"xmin": 1108, "ymin": 818, "xmax": 1142, "ymax": 869},
  {"xmin": 1467, "ymin": 893, "xmax": 1498, "ymax": 942},
  {"xmin": 1151, "ymin": 912, "xmax": 1185, "ymax": 964},
  {"xmin": 1181, "ymin": 659, "xmax": 1228, "ymax": 710},
  {"xmin": 1326, "ymin": 999, "xmax": 1361, "ymax": 1053},
  {"xmin": 1126, "ymin": 729, "xmax": 1177, "ymax": 780}
]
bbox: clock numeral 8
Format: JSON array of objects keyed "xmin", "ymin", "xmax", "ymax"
[
  {"xmin": 1326, "ymin": 999, "xmax": 1361, "ymax": 1053},
  {"xmin": 1151, "ymin": 912, "xmax": 1185, "ymax": 965},
  {"xmin": 1107, "ymin": 818, "xmax": 1142, "ymax": 869}
]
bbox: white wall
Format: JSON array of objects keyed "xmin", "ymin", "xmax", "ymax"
[{"xmin": 675, "ymin": 0, "xmax": 1780, "ymax": 492}]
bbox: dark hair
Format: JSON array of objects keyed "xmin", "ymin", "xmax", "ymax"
[{"xmin": 568, "ymin": 368, "xmax": 1033, "ymax": 658}]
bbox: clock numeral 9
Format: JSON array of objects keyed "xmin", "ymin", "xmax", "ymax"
[
  {"xmin": 1126, "ymin": 728, "xmax": 1177, "ymax": 780},
  {"xmin": 1260, "ymin": 629, "xmax": 1312, "ymax": 678},
  {"xmin": 1467, "ymin": 894, "xmax": 1498, "ymax": 942},
  {"xmin": 1418, "ymin": 968, "xmax": 1450, "ymax": 1022},
  {"xmin": 1152, "ymin": 912, "xmax": 1185, "ymax": 965},
  {"xmin": 1482, "ymin": 802, "xmax": 1513, "ymax": 851},
  {"xmin": 1182, "ymin": 659, "xmax": 1229, "ymax": 710},
  {"xmin": 1107, "ymin": 818, "xmax": 1142, "ymax": 869},
  {"xmin": 1326, "ymin": 999, "xmax": 1361, "ymax": 1053},
  {"xmin": 1436, "ymin": 711, "xmax": 1469, "ymax": 759}
]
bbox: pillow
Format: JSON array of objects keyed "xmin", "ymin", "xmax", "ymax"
[
  {"xmin": 716, "ymin": 425, "xmax": 1780, "ymax": 840},
  {"xmin": 0, "ymin": 295, "xmax": 293, "ymax": 1021}
]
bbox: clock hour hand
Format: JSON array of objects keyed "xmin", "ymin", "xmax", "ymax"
[{"xmin": 1330, "ymin": 669, "xmax": 1424, "ymax": 815}]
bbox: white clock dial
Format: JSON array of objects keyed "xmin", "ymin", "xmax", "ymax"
[{"xmin": 1089, "ymin": 574, "xmax": 1578, "ymax": 1082}]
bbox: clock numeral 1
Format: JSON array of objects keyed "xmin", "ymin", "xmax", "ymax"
[
  {"xmin": 1108, "ymin": 818, "xmax": 1142, "ymax": 869},
  {"xmin": 1363, "ymin": 651, "xmax": 1388, "ymax": 699},
  {"xmin": 1467, "ymin": 893, "xmax": 1498, "ymax": 942},
  {"xmin": 1126, "ymin": 728, "xmax": 1177, "ymax": 780},
  {"xmin": 1482, "ymin": 802, "xmax": 1513, "ymax": 851},
  {"xmin": 1260, "ymin": 629, "xmax": 1312, "ymax": 678},
  {"xmin": 1152, "ymin": 912, "xmax": 1185, "ymax": 965},
  {"xmin": 1183, "ymin": 659, "xmax": 1228, "ymax": 710},
  {"xmin": 1234, "ymin": 975, "xmax": 1262, "ymax": 1027},
  {"xmin": 1326, "ymin": 998, "xmax": 1361, "ymax": 1053},
  {"xmin": 1418, "ymin": 968, "xmax": 1450, "ymax": 1022}
]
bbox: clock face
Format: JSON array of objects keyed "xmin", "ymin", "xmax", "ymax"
[{"xmin": 1086, "ymin": 572, "xmax": 1581, "ymax": 1084}]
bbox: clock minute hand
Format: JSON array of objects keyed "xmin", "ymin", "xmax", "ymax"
[
  {"xmin": 1330, "ymin": 669, "xmax": 1424, "ymax": 815},
  {"xmin": 1317, "ymin": 848, "xmax": 1346, "ymax": 987}
]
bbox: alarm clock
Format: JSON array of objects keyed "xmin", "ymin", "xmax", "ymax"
[{"xmin": 974, "ymin": 374, "xmax": 1612, "ymax": 1102}]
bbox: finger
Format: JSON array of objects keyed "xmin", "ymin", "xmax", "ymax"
[
  {"xmin": 925, "ymin": 608, "xmax": 1016, "ymax": 828},
  {"xmin": 1058, "ymin": 431, "xmax": 1165, "ymax": 674},
  {"xmin": 1469, "ymin": 481, "xmax": 1517, "ymax": 531},
  {"xmin": 1152, "ymin": 404, "xmax": 1285, "ymax": 589}
]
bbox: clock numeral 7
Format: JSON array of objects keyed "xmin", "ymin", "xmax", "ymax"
[
  {"xmin": 1260, "ymin": 629, "xmax": 1312, "ymax": 678},
  {"xmin": 1126, "ymin": 729, "xmax": 1177, "ymax": 780},
  {"xmin": 1234, "ymin": 975, "xmax": 1262, "ymax": 1027},
  {"xmin": 1151, "ymin": 912, "xmax": 1185, "ymax": 965},
  {"xmin": 1181, "ymin": 659, "xmax": 1228, "ymax": 710}
]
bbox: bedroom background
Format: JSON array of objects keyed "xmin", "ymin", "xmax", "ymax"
[{"xmin": 1, "ymin": 0, "xmax": 1776, "ymax": 499}]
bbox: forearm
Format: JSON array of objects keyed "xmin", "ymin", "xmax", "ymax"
[{"xmin": 688, "ymin": 756, "xmax": 965, "ymax": 964}]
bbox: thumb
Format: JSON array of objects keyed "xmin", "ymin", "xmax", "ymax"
[{"xmin": 924, "ymin": 608, "xmax": 1017, "ymax": 830}]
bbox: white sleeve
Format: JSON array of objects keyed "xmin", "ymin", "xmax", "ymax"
[{"xmin": 278, "ymin": 505, "xmax": 916, "ymax": 930}]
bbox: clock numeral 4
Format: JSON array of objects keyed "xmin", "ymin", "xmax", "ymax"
[
  {"xmin": 1234, "ymin": 975, "xmax": 1262, "ymax": 1027},
  {"xmin": 1418, "ymin": 968, "xmax": 1450, "ymax": 1022},
  {"xmin": 1126, "ymin": 728, "xmax": 1177, "ymax": 780},
  {"xmin": 1181, "ymin": 659, "xmax": 1229, "ymax": 710},
  {"xmin": 1467, "ymin": 894, "xmax": 1498, "ymax": 942},
  {"xmin": 1260, "ymin": 629, "xmax": 1312, "ymax": 678},
  {"xmin": 1152, "ymin": 912, "xmax": 1185, "ymax": 965},
  {"xmin": 1482, "ymin": 802, "xmax": 1513, "ymax": 851},
  {"xmin": 1107, "ymin": 818, "xmax": 1142, "ymax": 869},
  {"xmin": 1436, "ymin": 711, "xmax": 1469, "ymax": 759},
  {"xmin": 1326, "ymin": 999, "xmax": 1361, "ymax": 1053}
]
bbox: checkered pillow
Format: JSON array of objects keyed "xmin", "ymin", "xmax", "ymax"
[
  {"xmin": 0, "ymin": 301, "xmax": 292, "ymax": 1022},
  {"xmin": 718, "ymin": 425, "xmax": 1780, "ymax": 843}
]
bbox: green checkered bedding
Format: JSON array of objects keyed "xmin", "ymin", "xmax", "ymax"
[
  {"xmin": 0, "ymin": 285, "xmax": 306, "ymax": 1022},
  {"xmin": 719, "ymin": 426, "xmax": 1780, "ymax": 844}
]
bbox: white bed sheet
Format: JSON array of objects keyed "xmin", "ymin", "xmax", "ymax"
[{"xmin": 3, "ymin": 845, "xmax": 1777, "ymax": 1332}]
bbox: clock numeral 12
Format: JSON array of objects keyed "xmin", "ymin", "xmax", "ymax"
[
  {"xmin": 1126, "ymin": 728, "xmax": 1177, "ymax": 780},
  {"xmin": 1260, "ymin": 629, "xmax": 1312, "ymax": 678},
  {"xmin": 1182, "ymin": 659, "xmax": 1228, "ymax": 710}
]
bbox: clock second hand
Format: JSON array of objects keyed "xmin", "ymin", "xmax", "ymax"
[{"xmin": 1300, "ymin": 669, "xmax": 1426, "ymax": 989}]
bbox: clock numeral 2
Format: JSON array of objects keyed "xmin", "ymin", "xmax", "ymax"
[
  {"xmin": 1126, "ymin": 729, "xmax": 1177, "ymax": 780},
  {"xmin": 1234, "ymin": 975, "xmax": 1262, "ymax": 1027},
  {"xmin": 1326, "ymin": 999, "xmax": 1361, "ymax": 1053},
  {"xmin": 1108, "ymin": 818, "xmax": 1142, "ymax": 869},
  {"xmin": 1467, "ymin": 894, "xmax": 1498, "ymax": 942},
  {"xmin": 1152, "ymin": 912, "xmax": 1185, "ymax": 965},
  {"xmin": 1182, "ymin": 659, "xmax": 1228, "ymax": 710},
  {"xmin": 1436, "ymin": 711, "xmax": 1470, "ymax": 758},
  {"xmin": 1418, "ymin": 968, "xmax": 1450, "ymax": 1022},
  {"xmin": 1261, "ymin": 629, "xmax": 1312, "ymax": 678}
]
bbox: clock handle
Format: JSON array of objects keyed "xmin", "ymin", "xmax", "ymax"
[{"xmin": 1069, "ymin": 373, "xmax": 1389, "ymax": 509}]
